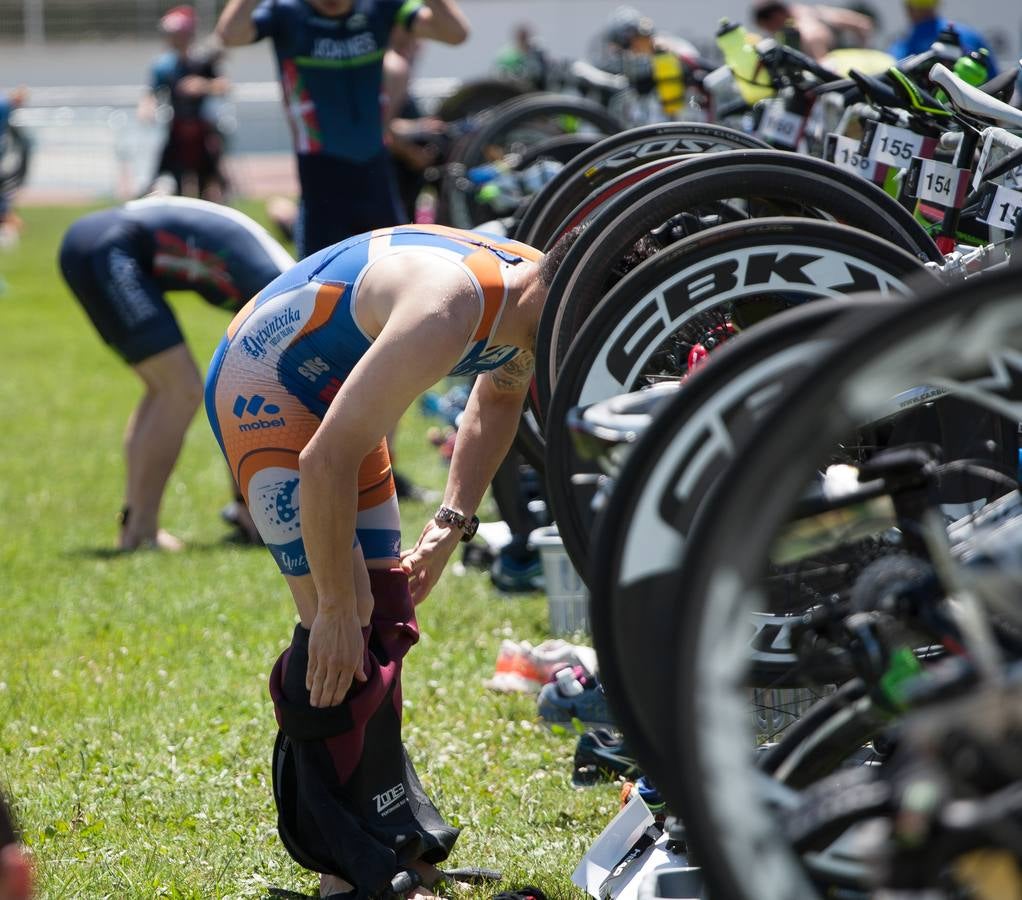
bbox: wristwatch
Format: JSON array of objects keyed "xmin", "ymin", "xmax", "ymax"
[{"xmin": 434, "ymin": 505, "xmax": 480, "ymax": 542}]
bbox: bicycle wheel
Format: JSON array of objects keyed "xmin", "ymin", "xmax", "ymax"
[
  {"xmin": 514, "ymin": 122, "xmax": 769, "ymax": 249},
  {"xmin": 435, "ymin": 78, "xmax": 529, "ymax": 122},
  {"xmin": 535, "ymin": 150, "xmax": 944, "ymax": 423},
  {"xmin": 439, "ymin": 93, "xmax": 624, "ymax": 230},
  {"xmin": 661, "ymin": 267, "xmax": 1022, "ymax": 899},
  {"xmin": 585, "ymin": 296, "xmax": 897, "ymax": 803},
  {"xmin": 545, "ymin": 218, "xmax": 935, "ymax": 583}
]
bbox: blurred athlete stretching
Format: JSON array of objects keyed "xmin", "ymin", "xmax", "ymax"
[{"xmin": 59, "ymin": 197, "xmax": 293, "ymax": 550}]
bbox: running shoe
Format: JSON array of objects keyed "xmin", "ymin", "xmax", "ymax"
[
  {"xmin": 537, "ymin": 667, "xmax": 615, "ymax": 729},
  {"xmin": 619, "ymin": 776, "xmax": 667, "ymax": 819},
  {"xmin": 572, "ymin": 728, "xmax": 639, "ymax": 786},
  {"xmin": 490, "ymin": 548, "xmax": 544, "ymax": 593},
  {"xmin": 483, "ymin": 639, "xmax": 546, "ymax": 693}
]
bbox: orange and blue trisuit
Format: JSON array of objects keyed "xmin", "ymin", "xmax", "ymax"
[
  {"xmin": 205, "ymin": 225, "xmax": 544, "ymax": 890},
  {"xmin": 204, "ymin": 224, "xmax": 542, "ymax": 575}
]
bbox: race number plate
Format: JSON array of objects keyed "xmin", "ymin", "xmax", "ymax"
[
  {"xmin": 825, "ymin": 133, "xmax": 878, "ymax": 180},
  {"xmin": 860, "ymin": 121, "xmax": 930, "ymax": 169},
  {"xmin": 979, "ymin": 184, "xmax": 1022, "ymax": 230},
  {"xmin": 756, "ymin": 99, "xmax": 804, "ymax": 150},
  {"xmin": 905, "ymin": 157, "xmax": 970, "ymax": 208}
]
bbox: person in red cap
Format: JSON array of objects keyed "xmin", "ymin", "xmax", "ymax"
[{"xmin": 140, "ymin": 5, "xmax": 231, "ymax": 200}]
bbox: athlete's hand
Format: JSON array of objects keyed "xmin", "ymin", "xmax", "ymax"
[
  {"xmin": 306, "ymin": 607, "xmax": 368, "ymax": 708},
  {"xmin": 399, "ymin": 519, "xmax": 462, "ymax": 605}
]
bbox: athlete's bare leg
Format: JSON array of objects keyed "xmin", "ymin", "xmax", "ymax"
[{"xmin": 120, "ymin": 343, "xmax": 202, "ymax": 551}]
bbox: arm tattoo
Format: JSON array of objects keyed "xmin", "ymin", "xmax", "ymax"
[{"xmin": 489, "ymin": 351, "xmax": 535, "ymax": 393}]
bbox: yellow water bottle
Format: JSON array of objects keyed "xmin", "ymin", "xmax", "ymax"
[
  {"xmin": 716, "ymin": 18, "xmax": 774, "ymax": 104},
  {"xmin": 652, "ymin": 52, "xmax": 685, "ymax": 117}
]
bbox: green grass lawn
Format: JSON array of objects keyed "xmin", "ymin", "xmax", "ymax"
[{"xmin": 0, "ymin": 206, "xmax": 616, "ymax": 899}]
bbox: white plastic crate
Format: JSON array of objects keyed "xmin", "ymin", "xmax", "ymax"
[{"xmin": 530, "ymin": 525, "xmax": 590, "ymax": 635}]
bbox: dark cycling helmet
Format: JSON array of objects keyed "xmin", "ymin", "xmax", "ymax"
[{"xmin": 606, "ymin": 6, "xmax": 655, "ymax": 49}]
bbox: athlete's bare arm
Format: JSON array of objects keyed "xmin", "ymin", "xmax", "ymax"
[
  {"xmin": 409, "ymin": 0, "xmax": 470, "ymax": 45},
  {"xmin": 216, "ymin": 0, "xmax": 260, "ymax": 46},
  {"xmin": 816, "ymin": 5, "xmax": 873, "ymax": 41},
  {"xmin": 300, "ymin": 257, "xmax": 477, "ymax": 705},
  {"xmin": 401, "ymin": 351, "xmax": 535, "ymax": 604}
]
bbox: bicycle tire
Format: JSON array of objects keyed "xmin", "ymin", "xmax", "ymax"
[
  {"xmin": 582, "ymin": 296, "xmax": 897, "ymax": 794},
  {"xmin": 663, "ymin": 267, "xmax": 1022, "ymax": 900},
  {"xmin": 514, "ymin": 121, "xmax": 769, "ymax": 249},
  {"xmin": 439, "ymin": 93, "xmax": 624, "ymax": 230},
  {"xmin": 535, "ymin": 150, "xmax": 944, "ymax": 423},
  {"xmin": 435, "ymin": 78, "xmax": 529, "ymax": 122},
  {"xmin": 545, "ymin": 219, "xmax": 933, "ymax": 585}
]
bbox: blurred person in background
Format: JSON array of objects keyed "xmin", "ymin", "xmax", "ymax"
[
  {"xmin": 382, "ymin": 29, "xmax": 446, "ymax": 226},
  {"xmin": 594, "ymin": 6, "xmax": 700, "ymax": 74},
  {"xmin": 58, "ymin": 197, "xmax": 294, "ymax": 551},
  {"xmin": 888, "ymin": 0, "xmax": 998, "ymax": 73},
  {"xmin": 0, "ymin": 87, "xmax": 29, "ymax": 250},
  {"xmin": 140, "ymin": 4, "xmax": 231, "ymax": 201},
  {"xmin": 750, "ymin": 0, "xmax": 874, "ymax": 59},
  {"xmin": 216, "ymin": 0, "xmax": 470, "ymax": 259},
  {"xmin": 494, "ymin": 23, "xmax": 549, "ymax": 89}
]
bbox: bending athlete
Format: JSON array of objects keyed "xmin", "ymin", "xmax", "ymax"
[
  {"xmin": 205, "ymin": 224, "xmax": 577, "ymax": 897},
  {"xmin": 59, "ymin": 196, "xmax": 294, "ymax": 550}
]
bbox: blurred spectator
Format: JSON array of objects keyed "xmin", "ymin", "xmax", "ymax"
[
  {"xmin": 216, "ymin": 0, "xmax": 470, "ymax": 259},
  {"xmin": 0, "ymin": 794, "xmax": 32, "ymax": 900},
  {"xmin": 495, "ymin": 23, "xmax": 549, "ymax": 88},
  {"xmin": 888, "ymin": 0, "xmax": 998, "ymax": 74},
  {"xmin": 595, "ymin": 7, "xmax": 700, "ymax": 71},
  {"xmin": 383, "ymin": 31, "xmax": 446, "ymax": 220},
  {"xmin": 751, "ymin": 1, "xmax": 873, "ymax": 59},
  {"xmin": 0, "ymin": 87, "xmax": 29, "ymax": 250},
  {"xmin": 140, "ymin": 5, "xmax": 231, "ymax": 201}
]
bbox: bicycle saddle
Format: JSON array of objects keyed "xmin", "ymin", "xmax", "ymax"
[
  {"xmin": 847, "ymin": 69, "xmax": 904, "ymax": 111},
  {"xmin": 930, "ymin": 63, "xmax": 1022, "ymax": 129}
]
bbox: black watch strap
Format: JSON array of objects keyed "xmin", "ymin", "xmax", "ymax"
[{"xmin": 435, "ymin": 506, "xmax": 480, "ymax": 542}]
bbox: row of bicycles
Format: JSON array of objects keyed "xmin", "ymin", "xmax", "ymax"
[{"xmin": 434, "ymin": 22, "xmax": 1022, "ymax": 900}]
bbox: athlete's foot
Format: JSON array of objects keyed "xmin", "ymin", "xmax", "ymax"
[
  {"xmin": 404, "ymin": 861, "xmax": 469, "ymax": 898},
  {"xmin": 320, "ymin": 873, "xmax": 355, "ymax": 898},
  {"xmin": 118, "ymin": 529, "xmax": 185, "ymax": 552}
]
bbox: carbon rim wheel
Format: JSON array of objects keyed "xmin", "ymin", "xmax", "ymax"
[
  {"xmin": 660, "ymin": 268, "xmax": 1022, "ymax": 899},
  {"xmin": 514, "ymin": 121, "xmax": 769, "ymax": 248},
  {"xmin": 439, "ymin": 93, "xmax": 624, "ymax": 229},
  {"xmin": 585, "ymin": 297, "xmax": 896, "ymax": 794},
  {"xmin": 534, "ymin": 150, "xmax": 943, "ymax": 425},
  {"xmin": 544, "ymin": 218, "xmax": 934, "ymax": 584}
]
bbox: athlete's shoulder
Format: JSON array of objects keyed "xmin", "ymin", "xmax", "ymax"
[{"xmin": 259, "ymin": 0, "xmax": 308, "ymax": 30}]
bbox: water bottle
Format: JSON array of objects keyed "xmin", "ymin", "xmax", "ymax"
[
  {"xmin": 953, "ymin": 49, "xmax": 991, "ymax": 87},
  {"xmin": 716, "ymin": 18, "xmax": 774, "ymax": 105},
  {"xmin": 935, "ymin": 48, "xmax": 990, "ymax": 105},
  {"xmin": 651, "ymin": 51, "xmax": 685, "ymax": 117},
  {"xmin": 555, "ymin": 666, "xmax": 585, "ymax": 698}
]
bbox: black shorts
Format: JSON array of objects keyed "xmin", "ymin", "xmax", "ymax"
[
  {"xmin": 295, "ymin": 152, "xmax": 407, "ymax": 258},
  {"xmin": 58, "ymin": 209, "xmax": 183, "ymax": 365}
]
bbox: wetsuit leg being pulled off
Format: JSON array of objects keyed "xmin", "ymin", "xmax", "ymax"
[{"xmin": 269, "ymin": 569, "xmax": 459, "ymax": 896}]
